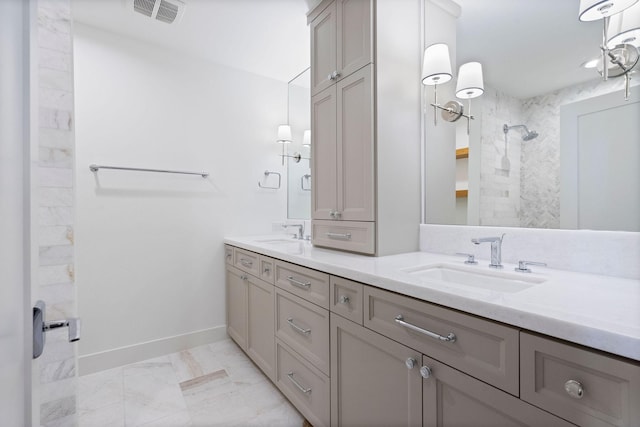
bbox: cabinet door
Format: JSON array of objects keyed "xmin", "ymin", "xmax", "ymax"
[
  {"xmin": 247, "ymin": 276, "xmax": 275, "ymax": 382},
  {"xmin": 226, "ymin": 266, "xmax": 247, "ymax": 350},
  {"xmin": 331, "ymin": 313, "xmax": 422, "ymax": 427},
  {"xmin": 337, "ymin": 0, "xmax": 373, "ymax": 78},
  {"xmin": 311, "ymin": 86, "xmax": 338, "ymax": 220},
  {"xmin": 422, "ymin": 356, "xmax": 574, "ymax": 427},
  {"xmin": 310, "ymin": 1, "xmax": 336, "ymax": 96},
  {"xmin": 337, "ymin": 65, "xmax": 374, "ymax": 221}
]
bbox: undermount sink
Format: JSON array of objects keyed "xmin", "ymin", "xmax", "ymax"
[{"xmin": 402, "ymin": 263, "xmax": 546, "ymax": 293}]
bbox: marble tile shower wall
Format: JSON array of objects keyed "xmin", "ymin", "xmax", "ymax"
[
  {"xmin": 36, "ymin": 0, "xmax": 77, "ymax": 426},
  {"xmin": 479, "ymin": 85, "xmax": 525, "ymax": 227},
  {"xmin": 479, "ymin": 77, "xmax": 637, "ymax": 229}
]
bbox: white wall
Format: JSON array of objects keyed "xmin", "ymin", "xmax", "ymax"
[{"xmin": 74, "ymin": 24, "xmax": 288, "ymax": 373}]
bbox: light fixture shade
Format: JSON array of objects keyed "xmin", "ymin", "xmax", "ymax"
[
  {"xmin": 421, "ymin": 43, "xmax": 453, "ymax": 85},
  {"xmin": 277, "ymin": 124, "xmax": 292, "ymax": 143},
  {"xmin": 608, "ymin": 1, "xmax": 640, "ymax": 46},
  {"xmin": 579, "ymin": 0, "xmax": 639, "ymax": 21},
  {"xmin": 302, "ymin": 129, "xmax": 311, "ymax": 146},
  {"xmin": 455, "ymin": 62, "xmax": 484, "ymax": 99}
]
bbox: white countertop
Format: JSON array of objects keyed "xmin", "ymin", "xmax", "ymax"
[{"xmin": 224, "ymin": 235, "xmax": 640, "ymax": 361}]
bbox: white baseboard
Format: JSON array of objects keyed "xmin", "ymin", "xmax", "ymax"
[{"xmin": 79, "ymin": 325, "xmax": 228, "ymax": 376}]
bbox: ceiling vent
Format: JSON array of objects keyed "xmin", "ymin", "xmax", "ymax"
[{"xmin": 130, "ymin": 0, "xmax": 185, "ymax": 24}]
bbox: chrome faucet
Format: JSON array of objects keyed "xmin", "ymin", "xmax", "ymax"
[
  {"xmin": 283, "ymin": 223, "xmax": 304, "ymax": 240},
  {"xmin": 471, "ymin": 234, "xmax": 505, "ymax": 269}
]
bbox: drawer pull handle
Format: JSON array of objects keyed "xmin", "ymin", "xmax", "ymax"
[
  {"xmin": 240, "ymin": 259, "xmax": 253, "ymax": 268},
  {"xmin": 240, "ymin": 275, "xmax": 248, "ymax": 280},
  {"xmin": 394, "ymin": 315, "xmax": 457, "ymax": 343},
  {"xmin": 339, "ymin": 295, "xmax": 350, "ymax": 305},
  {"xmin": 287, "ymin": 372, "xmax": 312, "ymax": 394},
  {"xmin": 326, "ymin": 232, "xmax": 351, "ymax": 240},
  {"xmin": 287, "ymin": 318, "xmax": 311, "ymax": 335},
  {"xmin": 287, "ymin": 276, "xmax": 311, "ymax": 289},
  {"xmin": 263, "ymin": 267, "xmax": 271, "ymax": 274},
  {"xmin": 564, "ymin": 380, "xmax": 584, "ymax": 399}
]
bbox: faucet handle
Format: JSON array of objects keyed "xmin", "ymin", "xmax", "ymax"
[
  {"xmin": 455, "ymin": 253, "xmax": 478, "ymax": 265},
  {"xmin": 515, "ymin": 260, "xmax": 547, "ymax": 273}
]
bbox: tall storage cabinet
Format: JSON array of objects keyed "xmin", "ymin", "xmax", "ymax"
[{"xmin": 309, "ymin": 0, "xmax": 422, "ymax": 256}]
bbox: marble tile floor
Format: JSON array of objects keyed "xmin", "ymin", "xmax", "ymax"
[{"xmin": 78, "ymin": 339, "xmax": 304, "ymax": 426}]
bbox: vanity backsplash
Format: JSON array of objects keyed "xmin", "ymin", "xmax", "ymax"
[{"xmin": 420, "ymin": 224, "xmax": 640, "ymax": 279}]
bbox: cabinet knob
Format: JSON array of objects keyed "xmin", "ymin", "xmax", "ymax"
[
  {"xmin": 328, "ymin": 70, "xmax": 341, "ymax": 81},
  {"xmin": 405, "ymin": 358, "xmax": 417, "ymax": 370},
  {"xmin": 420, "ymin": 366, "xmax": 432, "ymax": 379},
  {"xmin": 564, "ymin": 380, "xmax": 584, "ymax": 399},
  {"xmin": 338, "ymin": 295, "xmax": 350, "ymax": 305}
]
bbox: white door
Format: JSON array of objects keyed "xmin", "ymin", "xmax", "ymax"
[
  {"xmin": 561, "ymin": 87, "xmax": 640, "ymax": 231},
  {"xmin": 0, "ymin": 1, "xmax": 31, "ymax": 425}
]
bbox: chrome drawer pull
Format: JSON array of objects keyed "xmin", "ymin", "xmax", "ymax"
[
  {"xmin": 394, "ymin": 315, "xmax": 457, "ymax": 343},
  {"xmin": 326, "ymin": 232, "xmax": 351, "ymax": 240},
  {"xmin": 287, "ymin": 318, "xmax": 311, "ymax": 335},
  {"xmin": 287, "ymin": 276, "xmax": 311, "ymax": 289},
  {"xmin": 564, "ymin": 380, "xmax": 584, "ymax": 399},
  {"xmin": 338, "ymin": 295, "xmax": 350, "ymax": 305},
  {"xmin": 240, "ymin": 275, "xmax": 248, "ymax": 280},
  {"xmin": 240, "ymin": 259, "xmax": 253, "ymax": 268},
  {"xmin": 287, "ymin": 372, "xmax": 312, "ymax": 394}
]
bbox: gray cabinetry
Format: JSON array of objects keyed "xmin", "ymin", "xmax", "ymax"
[
  {"xmin": 225, "ymin": 245, "xmax": 638, "ymax": 426},
  {"xmin": 309, "ymin": 0, "xmax": 373, "ymax": 96},
  {"xmin": 311, "ymin": 65, "xmax": 375, "ymax": 254},
  {"xmin": 521, "ymin": 332, "xmax": 640, "ymax": 427},
  {"xmin": 331, "ymin": 313, "xmax": 422, "ymax": 426},
  {"xmin": 309, "ymin": 0, "xmax": 421, "ymax": 256},
  {"xmin": 422, "ymin": 355, "xmax": 574, "ymax": 427},
  {"xmin": 225, "ymin": 252, "xmax": 275, "ymax": 381},
  {"xmin": 364, "ymin": 285, "xmax": 520, "ymax": 395},
  {"xmin": 226, "ymin": 265, "xmax": 248, "ymax": 350}
]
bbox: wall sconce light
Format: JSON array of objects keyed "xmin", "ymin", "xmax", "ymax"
[
  {"xmin": 422, "ymin": 43, "xmax": 453, "ymax": 126},
  {"xmin": 579, "ymin": 0, "xmax": 639, "ymax": 99},
  {"xmin": 277, "ymin": 124, "xmax": 305, "ymax": 165},
  {"xmin": 455, "ymin": 61, "xmax": 484, "ymax": 134},
  {"xmin": 422, "ymin": 43, "xmax": 484, "ymax": 135},
  {"xmin": 302, "ymin": 129, "xmax": 311, "ymax": 147}
]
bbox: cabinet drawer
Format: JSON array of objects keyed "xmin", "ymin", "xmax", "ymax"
[
  {"xmin": 521, "ymin": 332, "xmax": 640, "ymax": 427},
  {"xmin": 224, "ymin": 245, "xmax": 233, "ymax": 265},
  {"xmin": 276, "ymin": 338, "xmax": 330, "ymax": 427},
  {"xmin": 364, "ymin": 286, "xmax": 519, "ymax": 395},
  {"xmin": 233, "ymin": 248, "xmax": 260, "ymax": 277},
  {"xmin": 276, "ymin": 288, "xmax": 330, "ymax": 376},
  {"xmin": 423, "ymin": 355, "xmax": 575, "ymax": 427},
  {"xmin": 311, "ymin": 219, "xmax": 375, "ymax": 255},
  {"xmin": 330, "ymin": 275, "xmax": 364, "ymax": 325},
  {"xmin": 259, "ymin": 256, "xmax": 275, "ymax": 284},
  {"xmin": 274, "ymin": 260, "xmax": 330, "ymax": 308}
]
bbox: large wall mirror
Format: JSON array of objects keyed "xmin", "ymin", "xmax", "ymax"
[
  {"xmin": 287, "ymin": 67, "xmax": 311, "ymax": 220},
  {"xmin": 423, "ymin": 0, "xmax": 640, "ymax": 232}
]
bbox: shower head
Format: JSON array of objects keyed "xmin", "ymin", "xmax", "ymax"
[
  {"xmin": 522, "ymin": 130, "xmax": 538, "ymax": 141},
  {"xmin": 503, "ymin": 124, "xmax": 539, "ymax": 141}
]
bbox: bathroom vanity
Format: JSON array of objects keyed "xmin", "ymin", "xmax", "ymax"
[{"xmin": 224, "ymin": 236, "xmax": 640, "ymax": 427}]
